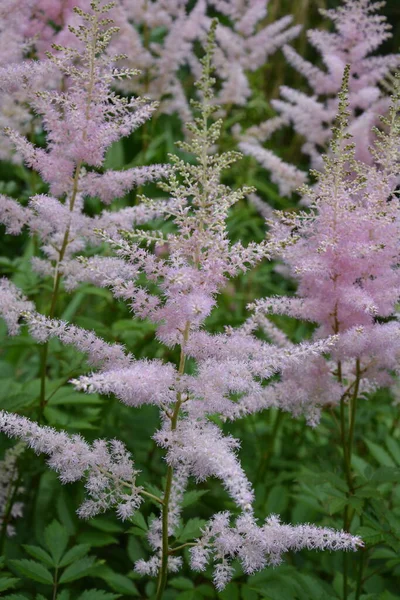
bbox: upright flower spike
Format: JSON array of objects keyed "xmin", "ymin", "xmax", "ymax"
[
  {"xmin": 253, "ymin": 68, "xmax": 400, "ymax": 425},
  {"xmin": 0, "ymin": 0, "xmax": 168, "ymax": 290},
  {"xmin": 240, "ymin": 0, "xmax": 400, "ymax": 195},
  {"xmin": 0, "ymin": 19, "xmax": 363, "ymax": 597}
]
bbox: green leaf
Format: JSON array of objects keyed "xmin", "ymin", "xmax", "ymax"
[
  {"xmin": 366, "ymin": 440, "xmax": 396, "ymax": 467},
  {"xmin": 89, "ymin": 518, "xmax": 124, "ymax": 533},
  {"xmin": 22, "ymin": 544, "xmax": 54, "ymax": 567},
  {"xmin": 95, "ymin": 568, "xmax": 139, "ymax": 596},
  {"xmin": 59, "ymin": 544, "xmax": 91, "ymax": 568},
  {"xmin": 129, "ymin": 512, "xmax": 148, "ymax": 531},
  {"xmin": 175, "ymin": 518, "xmax": 206, "ymax": 543},
  {"xmin": 44, "ymin": 521, "xmax": 69, "ymax": 565},
  {"xmin": 0, "ymin": 577, "xmax": 19, "ymax": 592},
  {"xmin": 181, "ymin": 489, "xmax": 209, "ymax": 508},
  {"xmin": 0, "ymin": 393, "xmax": 34, "ymax": 411},
  {"xmin": 59, "ymin": 556, "xmax": 95, "ymax": 584},
  {"xmin": 78, "ymin": 591, "xmax": 121, "ymax": 600},
  {"xmin": 385, "ymin": 438, "xmax": 400, "ymax": 466},
  {"xmin": 2, "ymin": 595, "xmax": 30, "ymax": 600},
  {"xmin": 55, "ymin": 592, "xmax": 69, "ymax": 600},
  {"xmin": 9, "ymin": 559, "xmax": 53, "ymax": 585},
  {"xmin": 77, "ymin": 530, "xmax": 118, "ymax": 547},
  {"xmin": 357, "ymin": 526, "xmax": 384, "ymax": 545},
  {"xmin": 241, "ymin": 586, "xmax": 258, "ymax": 600},
  {"xmin": 195, "ymin": 584, "xmax": 214, "ymax": 598},
  {"xmin": 218, "ymin": 583, "xmax": 240, "ymax": 600},
  {"xmin": 327, "ymin": 496, "xmax": 348, "ymax": 515},
  {"xmin": 169, "ymin": 577, "xmax": 195, "ymax": 590},
  {"xmin": 370, "ymin": 467, "xmax": 400, "ymax": 484}
]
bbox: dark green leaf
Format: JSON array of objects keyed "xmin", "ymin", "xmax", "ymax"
[
  {"xmin": 22, "ymin": 544, "xmax": 54, "ymax": 567},
  {"xmin": 175, "ymin": 518, "xmax": 206, "ymax": 543},
  {"xmin": 0, "ymin": 577, "xmax": 19, "ymax": 592},
  {"xmin": 59, "ymin": 556, "xmax": 95, "ymax": 583},
  {"xmin": 44, "ymin": 520, "xmax": 69, "ymax": 565},
  {"xmin": 169, "ymin": 577, "xmax": 194, "ymax": 590},
  {"xmin": 59, "ymin": 544, "xmax": 91, "ymax": 568},
  {"xmin": 9, "ymin": 559, "xmax": 53, "ymax": 585}
]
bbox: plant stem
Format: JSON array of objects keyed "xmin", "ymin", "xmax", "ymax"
[
  {"xmin": 257, "ymin": 410, "xmax": 284, "ymax": 483},
  {"xmin": 355, "ymin": 545, "xmax": 366, "ymax": 599},
  {"xmin": 142, "ymin": 490, "xmax": 164, "ymax": 505},
  {"xmin": 156, "ymin": 322, "xmax": 190, "ymax": 600},
  {"xmin": 52, "ymin": 566, "xmax": 59, "ymax": 600},
  {"xmin": 37, "ymin": 11, "xmax": 100, "ymax": 420},
  {"xmin": 339, "ymin": 359, "xmax": 362, "ymax": 600},
  {"xmin": 38, "ymin": 160, "xmax": 83, "ymax": 422}
]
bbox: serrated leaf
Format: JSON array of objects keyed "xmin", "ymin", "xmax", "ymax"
[
  {"xmin": 9, "ymin": 559, "xmax": 53, "ymax": 585},
  {"xmin": 59, "ymin": 544, "xmax": 91, "ymax": 567},
  {"xmin": 129, "ymin": 512, "xmax": 148, "ymax": 531},
  {"xmin": 370, "ymin": 467, "xmax": 400, "ymax": 484},
  {"xmin": 22, "ymin": 544, "xmax": 54, "ymax": 567},
  {"xmin": 385, "ymin": 438, "xmax": 400, "ymax": 467},
  {"xmin": 97, "ymin": 569, "xmax": 139, "ymax": 596},
  {"xmin": 0, "ymin": 394, "xmax": 34, "ymax": 411},
  {"xmin": 55, "ymin": 592, "xmax": 69, "ymax": 600},
  {"xmin": 357, "ymin": 526, "xmax": 384, "ymax": 545},
  {"xmin": 44, "ymin": 521, "xmax": 69, "ymax": 565},
  {"xmin": 366, "ymin": 440, "xmax": 396, "ymax": 467},
  {"xmin": 181, "ymin": 489, "xmax": 209, "ymax": 508},
  {"xmin": 327, "ymin": 496, "xmax": 347, "ymax": 515},
  {"xmin": 0, "ymin": 577, "xmax": 19, "ymax": 592},
  {"xmin": 59, "ymin": 556, "xmax": 95, "ymax": 583},
  {"xmin": 176, "ymin": 518, "xmax": 206, "ymax": 543}
]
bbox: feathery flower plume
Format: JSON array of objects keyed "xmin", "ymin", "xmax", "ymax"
[
  {"xmin": 253, "ymin": 67, "xmax": 400, "ymax": 424},
  {"xmin": 240, "ymin": 0, "xmax": 400, "ymax": 195},
  {"xmin": 0, "ymin": 0, "xmax": 168, "ymax": 288}
]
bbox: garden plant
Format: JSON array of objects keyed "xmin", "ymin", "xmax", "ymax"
[{"xmin": 0, "ymin": 1, "xmax": 400, "ymax": 600}]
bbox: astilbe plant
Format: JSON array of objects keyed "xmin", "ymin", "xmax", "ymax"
[
  {"xmin": 239, "ymin": 0, "xmax": 400, "ymax": 196},
  {"xmin": 0, "ymin": 20, "xmax": 362, "ymax": 599},
  {"xmin": 0, "ymin": 0, "xmax": 170, "ymax": 415},
  {"xmin": 252, "ymin": 65, "xmax": 400, "ymax": 427},
  {"xmin": 249, "ymin": 65, "xmax": 400, "ymax": 597}
]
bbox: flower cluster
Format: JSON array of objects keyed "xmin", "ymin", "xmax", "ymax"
[
  {"xmin": 0, "ymin": 411, "xmax": 142, "ymax": 520},
  {"xmin": 252, "ymin": 67, "xmax": 400, "ymax": 424},
  {"xmin": 240, "ymin": 0, "xmax": 400, "ymax": 195},
  {"xmin": 0, "ymin": 1, "xmax": 167, "ymax": 299}
]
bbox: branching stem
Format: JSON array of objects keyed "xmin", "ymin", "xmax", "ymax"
[{"xmin": 156, "ymin": 322, "xmax": 190, "ymax": 600}]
